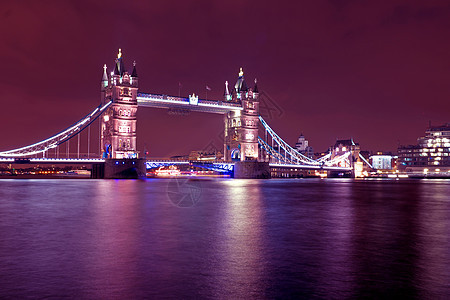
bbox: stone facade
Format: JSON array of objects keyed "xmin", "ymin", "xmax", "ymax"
[
  {"xmin": 224, "ymin": 69, "xmax": 260, "ymax": 162},
  {"xmin": 101, "ymin": 49, "xmax": 139, "ymax": 159},
  {"xmin": 104, "ymin": 158, "xmax": 146, "ymax": 179},
  {"xmin": 234, "ymin": 161, "xmax": 271, "ymax": 179}
]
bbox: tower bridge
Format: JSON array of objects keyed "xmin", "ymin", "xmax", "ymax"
[{"xmin": 0, "ymin": 49, "xmax": 359, "ymax": 178}]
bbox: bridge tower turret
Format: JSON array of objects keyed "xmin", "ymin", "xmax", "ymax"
[
  {"xmin": 100, "ymin": 49, "xmax": 139, "ymax": 159},
  {"xmin": 224, "ymin": 68, "xmax": 260, "ymax": 161}
]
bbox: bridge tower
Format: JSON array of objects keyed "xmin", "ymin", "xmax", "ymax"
[
  {"xmin": 224, "ymin": 68, "xmax": 260, "ymax": 162},
  {"xmin": 330, "ymin": 139, "xmax": 363, "ymax": 177},
  {"xmin": 100, "ymin": 49, "xmax": 139, "ymax": 159}
]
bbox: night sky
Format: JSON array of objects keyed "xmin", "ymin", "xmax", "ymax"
[{"xmin": 1, "ymin": 1, "xmax": 450, "ymax": 157}]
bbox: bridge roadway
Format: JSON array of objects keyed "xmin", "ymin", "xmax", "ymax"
[
  {"xmin": 137, "ymin": 93, "xmax": 243, "ymax": 114},
  {"xmin": 1, "ymin": 158, "xmax": 351, "ymax": 172},
  {"xmin": 0, "ymin": 158, "xmax": 105, "ymax": 164},
  {"xmin": 145, "ymin": 160, "xmax": 352, "ymax": 172}
]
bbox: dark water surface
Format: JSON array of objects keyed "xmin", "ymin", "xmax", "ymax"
[{"xmin": 0, "ymin": 178, "xmax": 449, "ymax": 299}]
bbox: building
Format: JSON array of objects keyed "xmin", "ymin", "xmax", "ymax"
[
  {"xmin": 331, "ymin": 139, "xmax": 360, "ymax": 163},
  {"xmin": 295, "ymin": 134, "xmax": 314, "ymax": 159},
  {"xmin": 223, "ymin": 68, "xmax": 260, "ymax": 161},
  {"xmin": 100, "ymin": 49, "xmax": 139, "ymax": 159},
  {"xmin": 398, "ymin": 123, "xmax": 450, "ymax": 173},
  {"xmin": 370, "ymin": 155, "xmax": 393, "ymax": 170},
  {"xmin": 330, "ymin": 139, "xmax": 363, "ymax": 177}
]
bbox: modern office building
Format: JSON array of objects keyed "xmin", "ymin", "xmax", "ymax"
[{"xmin": 398, "ymin": 123, "xmax": 450, "ymax": 173}]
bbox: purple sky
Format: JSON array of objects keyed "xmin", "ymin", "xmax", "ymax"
[{"xmin": 1, "ymin": 1, "xmax": 450, "ymax": 157}]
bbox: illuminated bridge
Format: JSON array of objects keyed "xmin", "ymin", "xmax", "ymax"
[{"xmin": 0, "ymin": 49, "xmax": 360, "ymax": 178}]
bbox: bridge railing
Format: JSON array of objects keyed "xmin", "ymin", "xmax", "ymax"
[
  {"xmin": 0, "ymin": 101, "xmax": 111, "ymax": 158},
  {"xmin": 145, "ymin": 159, "xmax": 234, "ymax": 172},
  {"xmin": 145, "ymin": 158, "xmax": 234, "ymax": 164},
  {"xmin": 137, "ymin": 92, "xmax": 243, "ymax": 109},
  {"xmin": 258, "ymin": 116, "xmax": 355, "ymax": 170},
  {"xmin": 259, "ymin": 116, "xmax": 321, "ymax": 166}
]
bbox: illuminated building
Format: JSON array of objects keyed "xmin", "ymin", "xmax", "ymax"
[
  {"xmin": 330, "ymin": 139, "xmax": 363, "ymax": 177},
  {"xmin": 398, "ymin": 123, "xmax": 450, "ymax": 173},
  {"xmin": 295, "ymin": 134, "xmax": 314, "ymax": 159},
  {"xmin": 100, "ymin": 49, "xmax": 139, "ymax": 159},
  {"xmin": 332, "ymin": 139, "xmax": 360, "ymax": 160},
  {"xmin": 370, "ymin": 155, "xmax": 394, "ymax": 170},
  {"xmin": 223, "ymin": 68, "xmax": 260, "ymax": 161}
]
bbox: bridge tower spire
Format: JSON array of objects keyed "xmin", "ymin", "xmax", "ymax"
[
  {"xmin": 224, "ymin": 81, "xmax": 231, "ymax": 101},
  {"xmin": 101, "ymin": 64, "xmax": 108, "ymax": 90},
  {"xmin": 224, "ymin": 68, "xmax": 260, "ymax": 162},
  {"xmin": 100, "ymin": 49, "xmax": 139, "ymax": 159}
]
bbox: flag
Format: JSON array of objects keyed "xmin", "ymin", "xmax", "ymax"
[{"xmin": 206, "ymin": 85, "xmax": 211, "ymax": 91}]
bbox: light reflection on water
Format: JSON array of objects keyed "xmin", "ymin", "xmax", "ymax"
[
  {"xmin": 417, "ymin": 182, "xmax": 450, "ymax": 298},
  {"xmin": 215, "ymin": 180, "xmax": 265, "ymax": 299},
  {"xmin": 0, "ymin": 178, "xmax": 449, "ymax": 298}
]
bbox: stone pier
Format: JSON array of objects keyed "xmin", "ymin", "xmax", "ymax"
[
  {"xmin": 234, "ymin": 161, "xmax": 271, "ymax": 179},
  {"xmin": 103, "ymin": 158, "xmax": 146, "ymax": 179}
]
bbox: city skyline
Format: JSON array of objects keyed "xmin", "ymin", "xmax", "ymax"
[{"xmin": 1, "ymin": 1, "xmax": 450, "ymax": 157}]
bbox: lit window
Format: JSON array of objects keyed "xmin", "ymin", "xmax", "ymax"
[{"xmin": 119, "ymin": 126, "xmax": 131, "ymax": 133}]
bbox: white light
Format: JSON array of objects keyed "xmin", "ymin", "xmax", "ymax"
[
  {"xmin": 137, "ymin": 96, "xmax": 243, "ymax": 112},
  {"xmin": 0, "ymin": 101, "xmax": 113, "ymax": 157},
  {"xmin": 189, "ymin": 93, "xmax": 199, "ymax": 105}
]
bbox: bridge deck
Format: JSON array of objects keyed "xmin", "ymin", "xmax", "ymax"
[
  {"xmin": 269, "ymin": 163, "xmax": 352, "ymax": 171},
  {"xmin": 0, "ymin": 158, "xmax": 105, "ymax": 164},
  {"xmin": 1, "ymin": 158, "xmax": 352, "ymax": 172},
  {"xmin": 137, "ymin": 93, "xmax": 243, "ymax": 114}
]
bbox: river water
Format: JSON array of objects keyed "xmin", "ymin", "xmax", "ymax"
[{"xmin": 0, "ymin": 178, "xmax": 448, "ymax": 299}]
